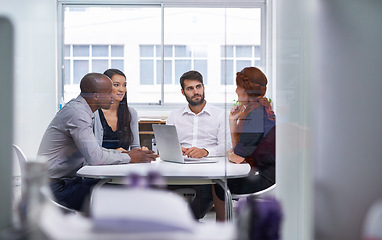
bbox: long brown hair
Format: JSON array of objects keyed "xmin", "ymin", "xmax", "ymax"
[
  {"xmin": 234, "ymin": 67, "xmax": 268, "ymax": 145},
  {"xmin": 103, "ymin": 69, "xmax": 133, "ymax": 149}
]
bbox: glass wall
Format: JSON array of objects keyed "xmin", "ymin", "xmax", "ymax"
[{"xmin": 57, "ymin": 0, "xmax": 272, "ymax": 226}]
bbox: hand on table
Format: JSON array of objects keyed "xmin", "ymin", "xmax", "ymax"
[
  {"xmin": 127, "ymin": 148, "xmax": 159, "ymax": 163},
  {"xmin": 226, "ymin": 149, "xmax": 245, "ymax": 164},
  {"xmin": 116, "ymin": 147, "xmax": 128, "ymax": 153},
  {"xmin": 181, "ymin": 146, "xmax": 208, "ymax": 158}
]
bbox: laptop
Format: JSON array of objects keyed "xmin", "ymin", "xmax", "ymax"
[{"xmin": 152, "ymin": 124, "xmax": 219, "ymax": 164}]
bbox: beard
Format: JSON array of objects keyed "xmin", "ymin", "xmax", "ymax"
[{"xmin": 185, "ymin": 91, "xmax": 205, "ymax": 106}]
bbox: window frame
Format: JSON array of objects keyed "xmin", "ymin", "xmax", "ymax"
[
  {"xmin": 57, "ymin": 0, "xmax": 271, "ymax": 109},
  {"xmin": 64, "ymin": 44, "xmax": 125, "ymax": 85}
]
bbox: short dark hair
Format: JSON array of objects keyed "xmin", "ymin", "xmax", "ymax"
[
  {"xmin": 180, "ymin": 70, "xmax": 203, "ymax": 90},
  {"xmin": 80, "ymin": 73, "xmax": 109, "ymax": 94}
]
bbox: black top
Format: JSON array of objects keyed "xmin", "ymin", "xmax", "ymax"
[
  {"xmin": 98, "ymin": 110, "xmax": 127, "ymax": 150},
  {"xmin": 234, "ymin": 106, "xmax": 275, "ymax": 169},
  {"xmin": 234, "ymin": 107, "xmax": 265, "ymax": 158}
]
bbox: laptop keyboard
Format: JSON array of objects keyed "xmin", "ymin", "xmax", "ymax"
[{"xmin": 183, "ymin": 156, "xmax": 202, "ymax": 161}]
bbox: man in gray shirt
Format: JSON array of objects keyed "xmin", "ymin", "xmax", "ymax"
[{"xmin": 38, "ymin": 73, "xmax": 156, "ymax": 211}]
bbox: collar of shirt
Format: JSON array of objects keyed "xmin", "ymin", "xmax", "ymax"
[
  {"xmin": 76, "ymin": 94, "xmax": 95, "ymax": 119},
  {"xmin": 182, "ymin": 101, "xmax": 212, "ymax": 116}
]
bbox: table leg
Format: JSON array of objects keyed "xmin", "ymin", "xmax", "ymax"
[
  {"xmin": 89, "ymin": 178, "xmax": 110, "ymax": 206},
  {"xmin": 212, "ymin": 179, "xmax": 233, "ymax": 221}
]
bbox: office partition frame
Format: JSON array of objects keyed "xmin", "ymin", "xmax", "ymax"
[
  {"xmin": 56, "ymin": 0, "xmax": 271, "ymax": 108},
  {"xmin": 0, "ymin": 16, "xmax": 14, "ymax": 232}
]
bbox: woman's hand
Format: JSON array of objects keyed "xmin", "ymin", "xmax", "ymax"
[
  {"xmin": 229, "ymin": 104, "xmax": 242, "ymax": 122},
  {"xmin": 115, "ymin": 147, "xmax": 128, "ymax": 153},
  {"xmin": 226, "ymin": 149, "xmax": 245, "ymax": 164}
]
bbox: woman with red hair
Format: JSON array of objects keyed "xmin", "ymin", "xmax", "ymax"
[{"xmin": 214, "ymin": 67, "xmax": 276, "ymax": 221}]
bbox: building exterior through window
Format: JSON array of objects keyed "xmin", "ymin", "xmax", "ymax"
[{"xmin": 61, "ymin": 5, "xmax": 265, "ymax": 105}]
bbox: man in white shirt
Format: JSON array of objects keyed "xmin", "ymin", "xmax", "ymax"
[{"xmin": 166, "ymin": 70, "xmax": 231, "ymax": 219}]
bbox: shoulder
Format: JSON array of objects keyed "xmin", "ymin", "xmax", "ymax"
[
  {"xmin": 249, "ymin": 107, "xmax": 262, "ymax": 117},
  {"xmin": 128, "ymin": 107, "xmax": 138, "ymax": 116},
  {"xmin": 59, "ymin": 102, "xmax": 93, "ymax": 125},
  {"xmin": 67, "ymin": 95, "xmax": 92, "ymax": 114},
  {"xmin": 166, "ymin": 107, "xmax": 185, "ymax": 124},
  {"xmin": 243, "ymin": 108, "xmax": 263, "ymax": 124},
  {"xmin": 205, "ymin": 103, "xmax": 225, "ymax": 117},
  {"xmin": 128, "ymin": 107, "xmax": 139, "ymax": 122},
  {"xmin": 169, "ymin": 107, "xmax": 186, "ymax": 117},
  {"xmin": 94, "ymin": 108, "xmax": 101, "ymax": 117}
]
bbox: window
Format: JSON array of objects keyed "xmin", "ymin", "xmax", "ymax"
[
  {"xmin": 59, "ymin": 3, "xmax": 267, "ymax": 105},
  {"xmin": 63, "ymin": 44, "xmax": 124, "ymax": 100},
  {"xmin": 221, "ymin": 45, "xmax": 261, "ymax": 85},
  {"xmin": 139, "ymin": 45, "xmax": 208, "ymax": 85}
]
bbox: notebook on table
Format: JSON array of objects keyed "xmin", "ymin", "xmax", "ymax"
[{"xmin": 152, "ymin": 124, "xmax": 219, "ymax": 164}]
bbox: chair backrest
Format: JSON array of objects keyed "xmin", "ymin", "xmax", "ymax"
[
  {"xmin": 12, "ymin": 144, "xmax": 77, "ymax": 214},
  {"xmin": 13, "ymin": 144, "xmax": 27, "ymax": 177},
  {"xmin": 232, "ymin": 183, "xmax": 276, "ymax": 199}
]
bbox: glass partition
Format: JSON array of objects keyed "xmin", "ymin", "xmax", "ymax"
[{"xmin": 58, "ymin": 0, "xmax": 271, "ymax": 225}]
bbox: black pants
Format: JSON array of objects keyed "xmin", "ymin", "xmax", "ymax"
[
  {"xmin": 50, "ymin": 177, "xmax": 100, "ymax": 211},
  {"xmin": 167, "ymin": 184, "xmax": 214, "ymax": 220}
]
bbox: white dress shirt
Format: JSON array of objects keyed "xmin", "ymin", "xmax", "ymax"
[
  {"xmin": 37, "ymin": 95, "xmax": 131, "ymax": 178},
  {"xmin": 166, "ymin": 101, "xmax": 231, "ymax": 157}
]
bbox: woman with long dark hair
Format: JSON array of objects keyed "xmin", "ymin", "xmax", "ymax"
[{"xmin": 94, "ymin": 69, "xmax": 141, "ymax": 151}]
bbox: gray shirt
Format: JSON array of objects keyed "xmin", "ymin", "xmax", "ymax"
[{"xmin": 37, "ymin": 95, "xmax": 131, "ymax": 178}]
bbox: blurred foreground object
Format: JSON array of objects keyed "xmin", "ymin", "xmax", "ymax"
[
  {"xmin": 91, "ymin": 172, "xmax": 194, "ymax": 232},
  {"xmin": 363, "ymin": 200, "xmax": 382, "ymax": 240},
  {"xmin": 236, "ymin": 196, "xmax": 283, "ymax": 240}
]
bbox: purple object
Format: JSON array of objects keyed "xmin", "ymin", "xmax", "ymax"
[
  {"xmin": 236, "ymin": 196, "xmax": 283, "ymax": 240},
  {"xmin": 124, "ymin": 171, "xmax": 165, "ymax": 189}
]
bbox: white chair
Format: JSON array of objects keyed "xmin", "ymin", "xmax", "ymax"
[
  {"xmin": 12, "ymin": 144, "xmax": 76, "ymax": 214},
  {"xmin": 232, "ymin": 183, "xmax": 276, "ymax": 200}
]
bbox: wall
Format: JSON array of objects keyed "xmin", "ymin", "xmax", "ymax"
[
  {"xmin": 0, "ymin": 0, "xmax": 56, "ymax": 229},
  {"xmin": 276, "ymin": 0, "xmax": 382, "ymax": 239},
  {"xmin": 312, "ymin": 0, "xmax": 382, "ymax": 239},
  {"xmin": 0, "ymin": 0, "xmax": 57, "ymax": 165}
]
